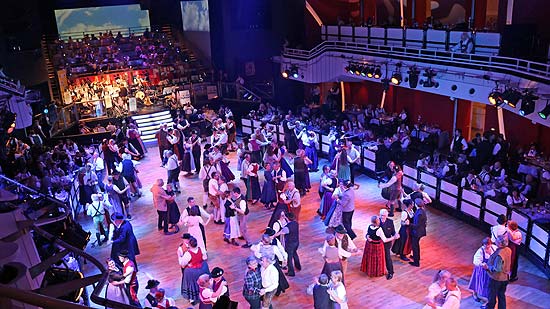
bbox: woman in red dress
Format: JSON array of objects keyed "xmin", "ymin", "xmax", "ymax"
[{"xmin": 361, "ymin": 215, "xmax": 399, "ymax": 277}]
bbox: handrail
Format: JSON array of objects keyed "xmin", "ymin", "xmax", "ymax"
[
  {"xmin": 282, "ymin": 41, "xmax": 550, "ymax": 83},
  {"xmin": 0, "ymin": 175, "xmax": 136, "ymax": 309},
  {"xmin": 57, "ymin": 26, "xmax": 154, "ymax": 41}
]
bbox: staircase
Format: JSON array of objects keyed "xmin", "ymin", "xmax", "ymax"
[
  {"xmin": 40, "ymin": 35, "xmax": 61, "ymax": 101},
  {"xmin": 132, "ymin": 110, "xmax": 175, "ymax": 143}
]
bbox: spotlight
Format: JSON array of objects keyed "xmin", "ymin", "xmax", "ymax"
[
  {"xmin": 391, "ymin": 72, "xmax": 402, "ymax": 85},
  {"xmin": 366, "ymin": 66, "xmax": 375, "ymax": 78},
  {"xmin": 519, "ymin": 98, "xmax": 535, "ymax": 116},
  {"xmin": 539, "ymin": 103, "xmax": 550, "ymax": 119},
  {"xmin": 502, "ymin": 88, "xmax": 522, "ymax": 108},
  {"xmin": 407, "ymin": 66, "xmax": 420, "ymax": 88},
  {"xmin": 290, "ymin": 66, "xmax": 299, "ymax": 78},
  {"xmin": 373, "ymin": 66, "xmax": 382, "ymax": 79},
  {"xmin": 2, "ymin": 112, "xmax": 16, "ymax": 134},
  {"xmin": 488, "ymin": 90, "xmax": 504, "ymax": 106},
  {"xmin": 348, "ymin": 63, "xmax": 356, "ymax": 75},
  {"xmin": 360, "ymin": 66, "xmax": 368, "ymax": 77},
  {"xmin": 391, "ymin": 63, "xmax": 402, "ymax": 85},
  {"xmin": 281, "ymin": 70, "xmax": 290, "ymax": 78},
  {"xmin": 344, "ymin": 65, "xmax": 350, "ymax": 74}
]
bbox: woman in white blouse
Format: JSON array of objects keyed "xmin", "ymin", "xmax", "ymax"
[
  {"xmin": 327, "ymin": 270, "xmax": 348, "ymax": 309},
  {"xmin": 468, "ymin": 237, "xmax": 496, "ymax": 305},
  {"xmin": 422, "ymin": 270, "xmax": 452, "ymax": 309}
]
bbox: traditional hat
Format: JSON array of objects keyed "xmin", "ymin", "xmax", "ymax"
[
  {"xmin": 211, "ymin": 267, "xmax": 224, "ymax": 278},
  {"xmin": 118, "ymin": 249, "xmax": 129, "ymax": 258},
  {"xmin": 334, "ymin": 225, "xmax": 347, "ymax": 234},
  {"xmin": 145, "ymin": 279, "xmax": 160, "ymax": 290},
  {"xmin": 264, "ymin": 227, "xmax": 276, "ymax": 236}
]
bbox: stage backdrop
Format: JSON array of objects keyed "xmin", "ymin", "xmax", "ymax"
[
  {"xmin": 180, "ymin": 0, "xmax": 212, "ymax": 60},
  {"xmin": 54, "ymin": 4, "xmax": 150, "ymax": 38}
]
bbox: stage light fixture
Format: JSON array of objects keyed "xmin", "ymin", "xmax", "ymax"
[
  {"xmin": 360, "ymin": 66, "xmax": 368, "ymax": 77},
  {"xmin": 366, "ymin": 66, "xmax": 375, "ymax": 78},
  {"xmin": 373, "ymin": 66, "xmax": 382, "ymax": 79},
  {"xmin": 538, "ymin": 101, "xmax": 550, "ymax": 120},
  {"xmin": 420, "ymin": 69, "xmax": 438, "ymax": 88},
  {"xmin": 290, "ymin": 65, "xmax": 299, "ymax": 78},
  {"xmin": 390, "ymin": 63, "xmax": 402, "ymax": 85},
  {"xmin": 488, "ymin": 89, "xmax": 503, "ymax": 106},
  {"xmin": 407, "ymin": 66, "xmax": 420, "ymax": 88},
  {"xmin": 281, "ymin": 70, "xmax": 290, "ymax": 78},
  {"xmin": 502, "ymin": 88, "xmax": 522, "ymax": 108},
  {"xmin": 519, "ymin": 99, "xmax": 535, "ymax": 116}
]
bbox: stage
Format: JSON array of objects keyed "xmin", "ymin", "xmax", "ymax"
[{"xmin": 80, "ymin": 148, "xmax": 550, "ymax": 309}]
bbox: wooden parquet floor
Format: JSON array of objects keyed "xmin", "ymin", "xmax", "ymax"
[{"xmin": 81, "ymin": 148, "xmax": 550, "ymax": 309}]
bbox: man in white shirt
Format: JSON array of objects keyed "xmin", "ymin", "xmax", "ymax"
[
  {"xmin": 450, "ymin": 129, "xmax": 468, "ymax": 154},
  {"xmin": 334, "ymin": 225, "xmax": 358, "ymax": 275},
  {"xmin": 259, "ymin": 254, "xmax": 279, "ymax": 309},
  {"xmin": 92, "ymin": 152, "xmax": 105, "ymax": 190},
  {"xmin": 232, "ymin": 187, "xmax": 252, "ymax": 248},
  {"xmin": 272, "ymin": 161, "xmax": 287, "ymax": 192}
]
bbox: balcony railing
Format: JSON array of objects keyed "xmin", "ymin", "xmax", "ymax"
[{"xmin": 282, "ymin": 40, "xmax": 550, "ymax": 84}]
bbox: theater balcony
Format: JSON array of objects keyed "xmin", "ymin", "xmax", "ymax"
[{"xmin": 279, "ymin": 25, "xmax": 550, "ymax": 127}]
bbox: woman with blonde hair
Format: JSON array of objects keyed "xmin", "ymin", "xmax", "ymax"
[
  {"xmin": 197, "ymin": 273, "xmax": 227, "ymax": 309},
  {"xmin": 422, "ymin": 269, "xmax": 452, "ymax": 309},
  {"xmin": 507, "ymin": 221, "xmax": 522, "ymax": 282},
  {"xmin": 327, "ymin": 270, "xmax": 348, "ymax": 309}
]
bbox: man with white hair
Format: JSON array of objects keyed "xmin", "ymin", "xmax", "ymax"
[{"xmin": 379, "ymin": 208, "xmax": 397, "ymax": 279}]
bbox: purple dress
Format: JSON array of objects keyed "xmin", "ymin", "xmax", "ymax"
[
  {"xmin": 468, "ymin": 247, "xmax": 492, "ymax": 298},
  {"xmin": 260, "ymin": 170, "xmax": 277, "ymax": 205},
  {"xmin": 279, "ymin": 148, "xmax": 294, "ymax": 178}
]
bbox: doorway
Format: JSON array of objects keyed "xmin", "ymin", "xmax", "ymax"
[{"xmin": 469, "ymin": 102, "xmax": 486, "ymax": 140}]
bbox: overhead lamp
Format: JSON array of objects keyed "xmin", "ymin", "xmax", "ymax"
[
  {"xmin": 391, "ymin": 63, "xmax": 402, "ymax": 85},
  {"xmin": 488, "ymin": 89, "xmax": 504, "ymax": 106},
  {"xmin": 502, "ymin": 88, "xmax": 522, "ymax": 108},
  {"xmin": 373, "ymin": 66, "xmax": 382, "ymax": 79},
  {"xmin": 420, "ymin": 68, "xmax": 438, "ymax": 88},
  {"xmin": 281, "ymin": 69, "xmax": 290, "ymax": 78},
  {"xmin": 360, "ymin": 66, "xmax": 368, "ymax": 77},
  {"xmin": 538, "ymin": 101, "xmax": 550, "ymax": 120},
  {"xmin": 519, "ymin": 99, "xmax": 535, "ymax": 116},
  {"xmin": 290, "ymin": 65, "xmax": 299, "ymax": 78},
  {"xmin": 366, "ymin": 66, "xmax": 375, "ymax": 78}
]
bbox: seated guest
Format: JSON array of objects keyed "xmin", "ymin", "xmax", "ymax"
[
  {"xmin": 519, "ymin": 175, "xmax": 535, "ymax": 199},
  {"xmin": 490, "ymin": 161, "xmax": 506, "ymax": 182},
  {"xmin": 506, "ymin": 189, "xmax": 527, "ymax": 208},
  {"xmin": 484, "ymin": 182, "xmax": 506, "ymax": 201},
  {"xmin": 524, "ymin": 143, "xmax": 538, "ymax": 157},
  {"xmin": 478, "ymin": 165, "xmax": 491, "ymax": 185},
  {"xmin": 461, "ymin": 170, "xmax": 480, "ymax": 190}
]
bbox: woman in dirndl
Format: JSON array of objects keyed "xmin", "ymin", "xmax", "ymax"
[
  {"xmin": 181, "ymin": 237, "xmax": 210, "ymax": 304},
  {"xmin": 360, "ymin": 215, "xmax": 398, "ymax": 277},
  {"xmin": 260, "ymin": 162, "xmax": 277, "ymax": 209},
  {"xmin": 391, "ymin": 199, "xmax": 414, "ymax": 260},
  {"xmin": 319, "ymin": 167, "xmax": 337, "ymax": 220},
  {"xmin": 245, "ymin": 160, "xmax": 262, "ymax": 203},
  {"xmin": 468, "ymin": 237, "xmax": 497, "ymax": 305},
  {"xmin": 277, "ymin": 142, "xmax": 294, "ymax": 178},
  {"xmin": 324, "ymin": 181, "xmax": 345, "ymax": 229},
  {"xmin": 319, "ymin": 234, "xmax": 344, "ymax": 284},
  {"xmin": 182, "ymin": 137, "xmax": 196, "ymax": 175}
]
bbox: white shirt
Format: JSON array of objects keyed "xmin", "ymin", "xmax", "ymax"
[
  {"xmin": 92, "ymin": 156, "xmax": 104, "ymax": 171},
  {"xmin": 165, "ymin": 154, "xmax": 179, "ymax": 170},
  {"xmin": 328, "ymin": 282, "xmax": 348, "ymax": 308},
  {"xmin": 347, "ymin": 146, "xmax": 360, "ymax": 164},
  {"xmin": 261, "ymin": 263, "xmax": 279, "ymax": 293},
  {"xmin": 473, "ymin": 245, "xmax": 497, "ymax": 266},
  {"xmin": 436, "ymin": 289, "xmax": 461, "ymax": 309},
  {"xmin": 208, "ymin": 178, "xmax": 219, "ymax": 196},
  {"xmin": 508, "ymin": 228, "xmax": 522, "ymax": 245},
  {"xmin": 178, "ymin": 247, "xmax": 207, "ymax": 267},
  {"xmin": 490, "ymin": 224, "xmax": 508, "ymax": 243}
]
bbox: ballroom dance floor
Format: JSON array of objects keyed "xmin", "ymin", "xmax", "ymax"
[{"xmin": 81, "ymin": 147, "xmax": 550, "ymax": 309}]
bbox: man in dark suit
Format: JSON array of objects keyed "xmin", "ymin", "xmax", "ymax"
[
  {"xmin": 379, "ymin": 209, "xmax": 397, "ymax": 279},
  {"xmin": 283, "ymin": 212, "xmax": 301, "ymax": 276},
  {"xmin": 110, "ymin": 212, "xmax": 140, "ymax": 269},
  {"xmin": 410, "ymin": 198, "xmax": 427, "ymax": 267}
]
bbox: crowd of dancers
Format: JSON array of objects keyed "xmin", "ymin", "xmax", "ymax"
[{"xmin": 81, "ymin": 110, "xmax": 523, "ymax": 309}]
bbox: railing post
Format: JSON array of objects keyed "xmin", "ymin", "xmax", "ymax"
[
  {"xmin": 445, "ymin": 29, "xmax": 450, "ymax": 51},
  {"xmin": 352, "ymin": 25, "xmax": 356, "ymax": 43},
  {"xmin": 368, "ymin": 26, "xmax": 371, "ymax": 45},
  {"xmin": 338, "ymin": 25, "xmax": 341, "ymax": 41}
]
